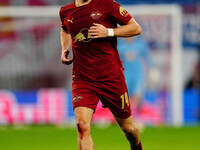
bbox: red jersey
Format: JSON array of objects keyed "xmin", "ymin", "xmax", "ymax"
[{"xmin": 60, "ymin": 0, "xmax": 132, "ymax": 81}]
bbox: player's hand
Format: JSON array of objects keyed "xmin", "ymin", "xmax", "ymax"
[
  {"xmin": 88, "ymin": 23, "xmax": 108, "ymax": 39},
  {"xmin": 61, "ymin": 49, "xmax": 73, "ymax": 65}
]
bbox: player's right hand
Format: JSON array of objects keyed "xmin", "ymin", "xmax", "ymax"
[{"xmin": 61, "ymin": 49, "xmax": 73, "ymax": 65}]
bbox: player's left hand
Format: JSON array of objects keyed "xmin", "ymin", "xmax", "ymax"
[{"xmin": 88, "ymin": 23, "xmax": 108, "ymax": 39}]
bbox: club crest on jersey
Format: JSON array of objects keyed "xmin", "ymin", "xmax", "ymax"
[
  {"xmin": 74, "ymin": 28, "xmax": 92, "ymax": 43},
  {"xmin": 67, "ymin": 18, "xmax": 73, "ymax": 24},
  {"xmin": 90, "ymin": 11, "xmax": 102, "ymax": 20},
  {"xmin": 73, "ymin": 94, "xmax": 83, "ymax": 103},
  {"xmin": 119, "ymin": 7, "xmax": 128, "ymax": 17}
]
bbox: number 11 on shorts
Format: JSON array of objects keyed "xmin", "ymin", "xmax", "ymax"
[{"xmin": 121, "ymin": 92, "xmax": 129, "ymax": 109}]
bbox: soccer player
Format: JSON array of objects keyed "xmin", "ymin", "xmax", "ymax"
[
  {"xmin": 59, "ymin": 0, "xmax": 143, "ymax": 150},
  {"xmin": 118, "ymin": 37, "xmax": 153, "ymax": 115}
]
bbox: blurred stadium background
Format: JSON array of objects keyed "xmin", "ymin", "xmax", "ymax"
[{"xmin": 0, "ymin": 0, "xmax": 199, "ymax": 150}]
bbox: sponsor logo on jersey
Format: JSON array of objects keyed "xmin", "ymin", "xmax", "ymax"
[
  {"xmin": 74, "ymin": 28, "xmax": 92, "ymax": 43},
  {"xmin": 90, "ymin": 11, "xmax": 102, "ymax": 20},
  {"xmin": 119, "ymin": 7, "xmax": 128, "ymax": 17}
]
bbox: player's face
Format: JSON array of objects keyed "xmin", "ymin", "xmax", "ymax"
[{"xmin": 75, "ymin": 0, "xmax": 88, "ymax": 2}]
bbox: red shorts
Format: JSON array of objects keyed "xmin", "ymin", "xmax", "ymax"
[{"xmin": 72, "ymin": 75, "xmax": 131, "ymax": 119}]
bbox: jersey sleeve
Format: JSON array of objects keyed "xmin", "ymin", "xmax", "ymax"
[
  {"xmin": 59, "ymin": 7, "xmax": 68, "ymax": 32},
  {"xmin": 108, "ymin": 0, "xmax": 132, "ymax": 25}
]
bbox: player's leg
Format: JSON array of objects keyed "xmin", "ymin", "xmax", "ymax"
[
  {"xmin": 100, "ymin": 95, "xmax": 143, "ymax": 150},
  {"xmin": 72, "ymin": 81, "xmax": 100, "ymax": 150},
  {"xmin": 74, "ymin": 107, "xmax": 94, "ymax": 150},
  {"xmin": 114, "ymin": 115, "xmax": 143, "ymax": 150},
  {"xmin": 97, "ymin": 73, "xmax": 143, "ymax": 149},
  {"xmin": 98, "ymin": 78, "xmax": 143, "ymax": 149},
  {"xmin": 131, "ymin": 78, "xmax": 145, "ymax": 110}
]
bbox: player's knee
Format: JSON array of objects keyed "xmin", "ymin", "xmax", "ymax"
[
  {"xmin": 121, "ymin": 123, "xmax": 139, "ymax": 136},
  {"xmin": 76, "ymin": 120, "xmax": 91, "ymax": 135}
]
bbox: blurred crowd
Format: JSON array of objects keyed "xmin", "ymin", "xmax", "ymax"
[
  {"xmin": 0, "ymin": 0, "xmax": 199, "ymax": 6},
  {"xmin": 0, "ymin": 0, "xmax": 73, "ymax": 6},
  {"xmin": 185, "ymin": 49, "xmax": 200, "ymax": 91}
]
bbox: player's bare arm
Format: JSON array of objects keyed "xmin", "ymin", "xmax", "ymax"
[
  {"xmin": 60, "ymin": 28, "xmax": 73, "ymax": 65},
  {"xmin": 88, "ymin": 18, "xmax": 142, "ymax": 39}
]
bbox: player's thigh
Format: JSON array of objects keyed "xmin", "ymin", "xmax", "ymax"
[
  {"xmin": 72, "ymin": 80, "xmax": 99, "ymax": 111},
  {"xmin": 74, "ymin": 107, "xmax": 94, "ymax": 122},
  {"xmin": 99, "ymin": 79, "xmax": 132, "ymax": 119}
]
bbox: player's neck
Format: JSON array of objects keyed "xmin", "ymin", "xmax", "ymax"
[{"xmin": 75, "ymin": 0, "xmax": 92, "ymax": 7}]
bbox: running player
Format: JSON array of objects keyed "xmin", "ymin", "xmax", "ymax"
[{"xmin": 60, "ymin": 0, "xmax": 143, "ymax": 150}]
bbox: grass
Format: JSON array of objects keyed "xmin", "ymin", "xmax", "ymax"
[{"xmin": 0, "ymin": 125, "xmax": 199, "ymax": 150}]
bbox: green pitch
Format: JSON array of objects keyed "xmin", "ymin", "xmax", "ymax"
[{"xmin": 0, "ymin": 125, "xmax": 199, "ymax": 150}]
